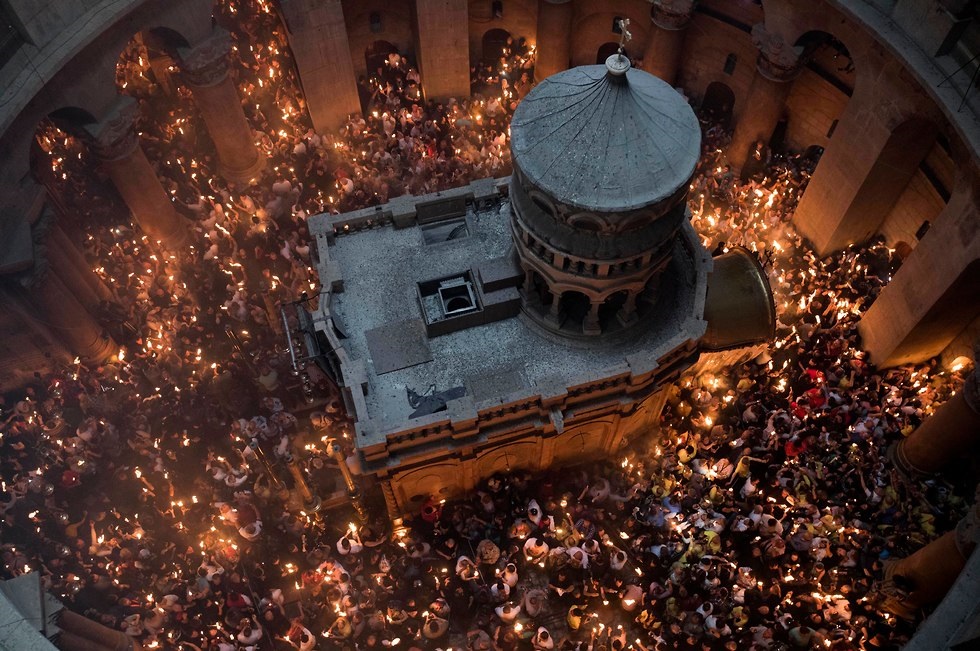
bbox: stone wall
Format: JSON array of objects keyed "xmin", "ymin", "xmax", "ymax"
[
  {"xmin": 569, "ymin": 0, "xmax": 653, "ymax": 67},
  {"xmin": 466, "ymin": 0, "xmax": 538, "ymax": 64},
  {"xmin": 342, "ymin": 0, "xmax": 416, "ymax": 76},
  {"xmin": 783, "ymin": 68, "xmax": 849, "ymax": 152},
  {"xmin": 675, "ymin": 14, "xmax": 756, "ymax": 121},
  {"xmin": 879, "ymin": 169, "xmax": 946, "ymax": 248}
]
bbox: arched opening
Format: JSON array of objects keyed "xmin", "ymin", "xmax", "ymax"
[
  {"xmin": 528, "ymin": 271, "xmax": 551, "ymax": 306},
  {"xmin": 559, "ymin": 290, "xmax": 591, "ymax": 325},
  {"xmin": 596, "ymin": 42, "xmax": 622, "ymax": 65},
  {"xmin": 599, "ymin": 290, "xmax": 628, "ymax": 330},
  {"xmin": 116, "ymin": 29, "xmax": 188, "ymax": 98},
  {"xmin": 702, "ymin": 81, "xmax": 735, "ymax": 129},
  {"xmin": 32, "ymin": 109, "xmax": 127, "ymax": 234},
  {"xmin": 794, "ymin": 31, "xmax": 855, "ymax": 94},
  {"xmin": 365, "ymin": 40, "xmax": 399, "ymax": 76},
  {"xmin": 482, "ymin": 28, "xmax": 512, "ymax": 65},
  {"xmin": 569, "ymin": 214, "xmax": 602, "ymax": 232}
]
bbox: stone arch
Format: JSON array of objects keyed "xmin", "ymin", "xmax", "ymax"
[
  {"xmin": 528, "ymin": 189, "xmax": 557, "ymax": 219},
  {"xmin": 31, "ymin": 107, "xmax": 128, "ymax": 232},
  {"xmin": 598, "ymin": 289, "xmax": 628, "ymax": 330},
  {"xmin": 559, "ymin": 289, "xmax": 592, "ymax": 323},
  {"xmin": 394, "ymin": 463, "xmax": 459, "ymax": 513},
  {"xmin": 482, "ymin": 28, "xmax": 512, "ymax": 64},
  {"xmin": 552, "ymin": 419, "xmax": 615, "ymax": 464},
  {"xmin": 702, "ymin": 81, "xmax": 735, "ymax": 129},
  {"xmin": 766, "ymin": 3, "xmax": 867, "ymax": 92},
  {"xmin": 567, "ymin": 212, "xmax": 604, "ymax": 232},
  {"xmin": 365, "ymin": 39, "xmax": 399, "ymax": 74},
  {"xmin": 116, "ymin": 28, "xmax": 190, "ymax": 98},
  {"xmin": 475, "ymin": 441, "xmax": 539, "ymax": 477}
]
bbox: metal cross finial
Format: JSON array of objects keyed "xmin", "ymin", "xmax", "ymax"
[{"xmin": 617, "ymin": 18, "xmax": 632, "ymax": 58}]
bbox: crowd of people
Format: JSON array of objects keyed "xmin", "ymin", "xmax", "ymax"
[{"xmin": 3, "ymin": 1, "xmax": 975, "ymax": 650}]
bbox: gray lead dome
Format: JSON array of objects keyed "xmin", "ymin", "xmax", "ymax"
[{"xmin": 510, "ymin": 63, "xmax": 701, "ymax": 213}]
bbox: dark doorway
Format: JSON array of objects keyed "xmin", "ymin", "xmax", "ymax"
[
  {"xmin": 702, "ymin": 81, "xmax": 735, "ymax": 129},
  {"xmin": 365, "ymin": 40, "xmax": 398, "ymax": 75},
  {"xmin": 560, "ymin": 291, "xmax": 591, "ymax": 325},
  {"xmin": 596, "ymin": 42, "xmax": 622, "ymax": 64},
  {"xmin": 482, "ymin": 28, "xmax": 512, "ymax": 65},
  {"xmin": 599, "ymin": 291, "xmax": 628, "ymax": 330}
]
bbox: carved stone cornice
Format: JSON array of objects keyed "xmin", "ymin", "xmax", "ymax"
[
  {"xmin": 86, "ymin": 99, "xmax": 140, "ymax": 162},
  {"xmin": 651, "ymin": 0, "xmax": 696, "ymax": 31},
  {"xmin": 178, "ymin": 29, "xmax": 232, "ymax": 88},
  {"xmin": 751, "ymin": 24, "xmax": 803, "ymax": 82}
]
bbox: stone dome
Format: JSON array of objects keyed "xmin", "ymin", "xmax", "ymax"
[{"xmin": 509, "ymin": 58, "xmax": 701, "ymax": 214}]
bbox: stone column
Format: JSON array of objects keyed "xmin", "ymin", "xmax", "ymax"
[
  {"xmin": 856, "ymin": 179, "xmax": 980, "ymax": 366},
  {"xmin": 545, "ymin": 290, "xmax": 563, "ymax": 327},
  {"xmin": 58, "ymin": 608, "xmax": 140, "ymax": 651},
  {"xmin": 279, "ymin": 0, "xmax": 361, "ymax": 133},
  {"xmin": 535, "ymin": 0, "xmax": 573, "ymax": 83},
  {"xmin": 178, "ymin": 30, "xmax": 265, "ymax": 184},
  {"xmin": 583, "ymin": 300, "xmax": 601, "ymax": 335},
  {"xmin": 87, "ymin": 101, "xmax": 187, "ymax": 248},
  {"xmin": 415, "ymin": 0, "xmax": 471, "ymax": 100},
  {"xmin": 617, "ymin": 291, "xmax": 639, "ymax": 326},
  {"xmin": 642, "ymin": 0, "xmax": 695, "ymax": 86},
  {"xmin": 879, "ymin": 489, "xmax": 979, "ymax": 619},
  {"xmin": 727, "ymin": 25, "xmax": 801, "ymax": 175},
  {"xmin": 890, "ymin": 363, "xmax": 980, "ymax": 476},
  {"xmin": 27, "ymin": 269, "xmax": 116, "ymax": 364},
  {"xmin": 47, "ymin": 223, "xmax": 115, "ymax": 308}
]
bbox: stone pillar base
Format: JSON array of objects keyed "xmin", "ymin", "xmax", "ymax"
[
  {"xmin": 218, "ymin": 151, "xmax": 266, "ymax": 186},
  {"xmin": 616, "ymin": 308, "xmax": 639, "ymax": 328}
]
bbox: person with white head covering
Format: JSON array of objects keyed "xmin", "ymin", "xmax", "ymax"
[
  {"xmin": 531, "ymin": 626, "xmax": 554, "ymax": 651},
  {"xmin": 494, "ymin": 602, "xmax": 521, "ymax": 623},
  {"xmin": 524, "ymin": 537, "xmax": 549, "ymax": 565}
]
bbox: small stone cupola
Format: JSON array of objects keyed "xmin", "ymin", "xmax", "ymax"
[{"xmin": 509, "ymin": 54, "xmax": 702, "ymax": 338}]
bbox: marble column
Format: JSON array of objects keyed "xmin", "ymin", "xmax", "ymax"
[
  {"xmin": 178, "ymin": 30, "xmax": 265, "ymax": 184},
  {"xmin": 642, "ymin": 0, "xmax": 695, "ymax": 86},
  {"xmin": 535, "ymin": 0, "xmax": 573, "ymax": 83},
  {"xmin": 891, "ymin": 363, "xmax": 980, "ymax": 476},
  {"xmin": 87, "ymin": 100, "xmax": 187, "ymax": 248},
  {"xmin": 27, "ymin": 266, "xmax": 116, "ymax": 364},
  {"xmin": 879, "ymin": 490, "xmax": 979, "ymax": 619},
  {"xmin": 415, "ymin": 0, "xmax": 470, "ymax": 99},
  {"xmin": 278, "ymin": 0, "xmax": 360, "ymax": 133},
  {"xmin": 727, "ymin": 25, "xmax": 801, "ymax": 175}
]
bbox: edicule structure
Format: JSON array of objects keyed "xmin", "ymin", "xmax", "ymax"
[{"xmin": 306, "ymin": 55, "xmax": 775, "ymax": 522}]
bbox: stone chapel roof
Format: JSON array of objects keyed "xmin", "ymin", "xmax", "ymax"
[{"xmin": 509, "ymin": 58, "xmax": 701, "ymax": 213}]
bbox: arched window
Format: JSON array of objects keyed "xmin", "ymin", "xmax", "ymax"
[
  {"xmin": 724, "ymin": 53, "xmax": 737, "ymax": 75},
  {"xmin": 492, "ymin": 1, "xmax": 503, "ymax": 19},
  {"xmin": 369, "ymin": 12, "xmax": 382, "ymax": 34}
]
